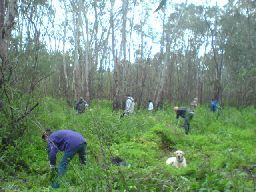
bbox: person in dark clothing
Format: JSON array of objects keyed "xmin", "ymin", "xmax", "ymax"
[
  {"xmin": 173, "ymin": 106, "xmax": 194, "ymax": 134},
  {"xmin": 75, "ymin": 97, "xmax": 89, "ymax": 113},
  {"xmin": 42, "ymin": 129, "xmax": 87, "ymax": 188},
  {"xmin": 210, "ymin": 99, "xmax": 218, "ymax": 112}
]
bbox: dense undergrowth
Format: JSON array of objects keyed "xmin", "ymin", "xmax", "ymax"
[{"xmin": 0, "ymin": 98, "xmax": 255, "ymax": 191}]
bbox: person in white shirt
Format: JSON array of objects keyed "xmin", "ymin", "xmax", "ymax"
[
  {"xmin": 190, "ymin": 97, "xmax": 198, "ymax": 109},
  {"xmin": 121, "ymin": 95, "xmax": 135, "ymax": 117},
  {"xmin": 148, "ymin": 100, "xmax": 154, "ymax": 112}
]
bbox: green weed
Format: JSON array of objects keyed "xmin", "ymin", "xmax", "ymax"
[{"xmin": 0, "ymin": 98, "xmax": 255, "ymax": 191}]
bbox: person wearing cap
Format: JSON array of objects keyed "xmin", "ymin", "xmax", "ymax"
[
  {"xmin": 75, "ymin": 97, "xmax": 89, "ymax": 113},
  {"xmin": 173, "ymin": 106, "xmax": 194, "ymax": 134},
  {"xmin": 42, "ymin": 129, "xmax": 87, "ymax": 188}
]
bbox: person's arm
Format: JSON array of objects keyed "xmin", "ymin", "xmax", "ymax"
[
  {"xmin": 175, "ymin": 110, "xmax": 181, "ymax": 119},
  {"xmin": 75, "ymin": 101, "xmax": 79, "ymax": 110},
  {"xmin": 175, "ymin": 112, "xmax": 180, "ymax": 125},
  {"xmin": 48, "ymin": 142, "xmax": 58, "ymax": 167}
]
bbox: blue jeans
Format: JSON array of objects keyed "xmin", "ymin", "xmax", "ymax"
[
  {"xmin": 59, "ymin": 142, "xmax": 87, "ymax": 176},
  {"xmin": 52, "ymin": 142, "xmax": 87, "ymax": 188}
]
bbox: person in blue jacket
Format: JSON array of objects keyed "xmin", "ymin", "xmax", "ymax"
[
  {"xmin": 210, "ymin": 99, "xmax": 218, "ymax": 112},
  {"xmin": 42, "ymin": 129, "xmax": 87, "ymax": 188}
]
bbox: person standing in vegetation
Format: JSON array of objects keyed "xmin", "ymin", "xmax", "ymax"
[
  {"xmin": 173, "ymin": 106, "xmax": 194, "ymax": 134},
  {"xmin": 148, "ymin": 100, "xmax": 154, "ymax": 112},
  {"xmin": 190, "ymin": 97, "xmax": 198, "ymax": 109},
  {"xmin": 210, "ymin": 98, "xmax": 218, "ymax": 112},
  {"xmin": 121, "ymin": 95, "xmax": 135, "ymax": 117},
  {"xmin": 75, "ymin": 97, "xmax": 89, "ymax": 113},
  {"xmin": 42, "ymin": 129, "xmax": 87, "ymax": 188}
]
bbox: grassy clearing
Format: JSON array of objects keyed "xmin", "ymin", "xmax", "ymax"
[{"xmin": 0, "ymin": 98, "xmax": 255, "ymax": 191}]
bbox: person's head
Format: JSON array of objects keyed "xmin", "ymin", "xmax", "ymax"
[
  {"xmin": 148, "ymin": 100, "xmax": 152, "ymax": 103},
  {"xmin": 42, "ymin": 129, "xmax": 52, "ymax": 141},
  {"xmin": 173, "ymin": 106, "xmax": 179, "ymax": 111}
]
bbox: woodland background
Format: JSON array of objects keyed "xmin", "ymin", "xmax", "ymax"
[
  {"xmin": 1, "ymin": 0, "xmax": 256, "ymax": 110},
  {"xmin": 0, "ymin": 0, "xmax": 256, "ymax": 191},
  {"xmin": 0, "ymin": 0, "xmax": 255, "ymax": 188}
]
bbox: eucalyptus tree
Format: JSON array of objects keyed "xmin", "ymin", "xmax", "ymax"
[
  {"xmin": 170, "ymin": 3, "xmax": 209, "ymax": 103},
  {"xmin": 154, "ymin": 6, "xmax": 167, "ymax": 108},
  {"xmin": 203, "ymin": 5, "xmax": 225, "ymax": 101},
  {"xmin": 0, "ymin": 0, "xmax": 17, "ymax": 66},
  {"xmin": 62, "ymin": 0, "xmax": 109, "ymax": 101},
  {"xmin": 110, "ymin": 0, "xmax": 121, "ymax": 110},
  {"xmin": 0, "ymin": 0, "xmax": 17, "ymax": 144},
  {"xmin": 0, "ymin": 0, "xmax": 57, "ymax": 144},
  {"xmin": 131, "ymin": 1, "xmax": 152, "ymax": 107},
  {"xmin": 221, "ymin": 0, "xmax": 256, "ymax": 105},
  {"xmin": 60, "ymin": 1, "xmax": 69, "ymax": 99}
]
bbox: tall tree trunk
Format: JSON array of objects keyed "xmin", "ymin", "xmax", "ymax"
[
  {"xmin": 72, "ymin": 12, "xmax": 80, "ymax": 100},
  {"xmin": 62, "ymin": 2, "xmax": 69, "ymax": 99},
  {"xmin": 120, "ymin": 0, "xmax": 128, "ymax": 61},
  {"xmin": 205, "ymin": 11, "xmax": 224, "ymax": 101},
  {"xmin": 80, "ymin": 1, "xmax": 90, "ymax": 101},
  {"xmin": 154, "ymin": 9, "xmax": 166, "ymax": 108},
  {"xmin": 111, "ymin": 0, "xmax": 120, "ymax": 110},
  {"xmin": 0, "ymin": 0, "xmax": 17, "ymax": 79}
]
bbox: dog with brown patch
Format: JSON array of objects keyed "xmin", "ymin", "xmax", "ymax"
[{"xmin": 166, "ymin": 150, "xmax": 187, "ymax": 168}]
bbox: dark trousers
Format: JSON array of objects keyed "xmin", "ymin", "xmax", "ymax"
[{"xmin": 183, "ymin": 112, "xmax": 194, "ymax": 134}]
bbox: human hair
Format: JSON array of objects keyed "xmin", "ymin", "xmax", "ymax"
[{"xmin": 42, "ymin": 129, "xmax": 52, "ymax": 140}]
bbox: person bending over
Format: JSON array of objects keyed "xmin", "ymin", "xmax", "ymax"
[
  {"xmin": 75, "ymin": 97, "xmax": 89, "ymax": 113},
  {"xmin": 173, "ymin": 106, "xmax": 194, "ymax": 134},
  {"xmin": 42, "ymin": 129, "xmax": 87, "ymax": 188}
]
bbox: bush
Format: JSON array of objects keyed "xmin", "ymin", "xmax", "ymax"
[{"xmin": 0, "ymin": 99, "xmax": 255, "ymax": 191}]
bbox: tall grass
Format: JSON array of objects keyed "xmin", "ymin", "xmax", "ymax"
[{"xmin": 0, "ymin": 98, "xmax": 255, "ymax": 191}]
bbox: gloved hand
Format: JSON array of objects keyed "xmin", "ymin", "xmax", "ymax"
[{"xmin": 50, "ymin": 164, "xmax": 56, "ymax": 169}]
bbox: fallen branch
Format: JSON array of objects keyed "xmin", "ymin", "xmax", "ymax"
[{"xmin": 14, "ymin": 102, "xmax": 39, "ymax": 123}]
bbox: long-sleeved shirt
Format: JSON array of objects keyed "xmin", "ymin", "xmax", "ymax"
[
  {"xmin": 148, "ymin": 102, "xmax": 154, "ymax": 111},
  {"xmin": 75, "ymin": 99, "xmax": 88, "ymax": 113},
  {"xmin": 175, "ymin": 107, "xmax": 187, "ymax": 119},
  {"xmin": 47, "ymin": 130, "xmax": 86, "ymax": 166},
  {"xmin": 125, "ymin": 97, "xmax": 135, "ymax": 113},
  {"xmin": 210, "ymin": 100, "xmax": 218, "ymax": 112}
]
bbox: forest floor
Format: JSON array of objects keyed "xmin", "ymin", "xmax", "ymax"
[{"xmin": 0, "ymin": 98, "xmax": 256, "ymax": 191}]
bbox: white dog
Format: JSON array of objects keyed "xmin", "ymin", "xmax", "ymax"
[{"xmin": 166, "ymin": 150, "xmax": 187, "ymax": 168}]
